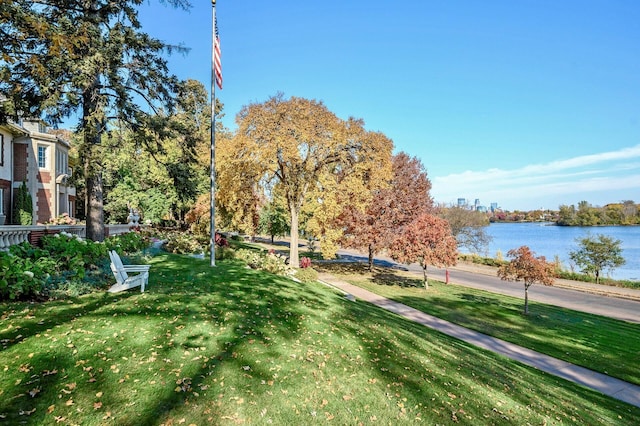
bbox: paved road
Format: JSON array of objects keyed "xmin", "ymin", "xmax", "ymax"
[{"xmin": 335, "ymin": 250, "xmax": 640, "ymax": 324}]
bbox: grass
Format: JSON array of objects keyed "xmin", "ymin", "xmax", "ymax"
[
  {"xmin": 0, "ymin": 253, "xmax": 638, "ymax": 425},
  {"xmin": 316, "ymin": 262, "xmax": 640, "ymax": 387}
]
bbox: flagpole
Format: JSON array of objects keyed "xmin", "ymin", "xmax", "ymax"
[{"xmin": 209, "ymin": 0, "xmax": 217, "ymax": 267}]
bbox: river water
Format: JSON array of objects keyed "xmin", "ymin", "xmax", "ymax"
[{"xmin": 471, "ymin": 223, "xmax": 640, "ymax": 281}]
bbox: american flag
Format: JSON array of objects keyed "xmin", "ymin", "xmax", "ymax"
[{"xmin": 214, "ymin": 18, "xmax": 223, "ymax": 90}]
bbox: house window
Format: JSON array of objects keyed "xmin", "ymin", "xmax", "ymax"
[
  {"xmin": 0, "ymin": 188, "xmax": 4, "ymax": 215},
  {"xmin": 56, "ymin": 150, "xmax": 68, "ymax": 175},
  {"xmin": 0, "ymin": 134, "xmax": 4, "ymax": 166},
  {"xmin": 38, "ymin": 145, "xmax": 47, "ymax": 168}
]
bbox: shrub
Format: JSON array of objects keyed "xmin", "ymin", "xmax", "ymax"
[
  {"xmin": 3, "ymin": 235, "xmax": 107, "ymax": 301},
  {"xmin": 300, "ymin": 257, "xmax": 312, "ymax": 268},
  {"xmin": 215, "ymin": 232, "xmax": 229, "ymax": 247},
  {"xmin": 0, "ymin": 250, "xmax": 48, "ymax": 300},
  {"xmin": 164, "ymin": 232, "xmax": 204, "ymax": 255},
  {"xmin": 234, "ymin": 248, "xmax": 289, "ymax": 275},
  {"xmin": 215, "ymin": 246, "xmax": 235, "ymax": 260},
  {"xmin": 458, "ymin": 253, "xmax": 507, "ymax": 268},
  {"xmin": 295, "ymin": 267, "xmax": 318, "ymax": 283},
  {"xmin": 1, "ymin": 242, "xmax": 62, "ymax": 300},
  {"xmin": 261, "ymin": 252, "xmax": 288, "ymax": 275},
  {"xmin": 0, "ymin": 231, "xmax": 155, "ymax": 301},
  {"xmin": 234, "ymin": 248, "xmax": 264, "ymax": 269},
  {"xmin": 44, "ymin": 213, "xmax": 77, "ymax": 225},
  {"xmin": 41, "ymin": 232, "xmax": 108, "ymax": 277},
  {"xmin": 106, "ymin": 231, "xmax": 150, "ymax": 254},
  {"xmin": 307, "ymin": 237, "xmax": 317, "ymax": 253},
  {"xmin": 159, "ymin": 219, "xmax": 179, "ymax": 228}
]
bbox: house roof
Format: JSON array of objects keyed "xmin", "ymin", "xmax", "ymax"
[
  {"xmin": 1, "ymin": 118, "xmax": 72, "ymax": 148},
  {"xmin": 21, "ymin": 118, "xmax": 72, "ymax": 148},
  {"xmin": 0, "ymin": 120, "xmax": 29, "ymax": 137}
]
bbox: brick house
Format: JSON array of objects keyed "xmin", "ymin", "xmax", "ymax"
[{"xmin": 0, "ymin": 119, "xmax": 75, "ymax": 225}]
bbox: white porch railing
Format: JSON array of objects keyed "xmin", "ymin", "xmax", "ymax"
[
  {"xmin": 0, "ymin": 224, "xmax": 134, "ymax": 251},
  {"xmin": 46, "ymin": 225, "xmax": 87, "ymax": 238},
  {"xmin": 107, "ymin": 224, "xmax": 134, "ymax": 236},
  {"xmin": 0, "ymin": 226, "xmax": 33, "ymax": 250}
]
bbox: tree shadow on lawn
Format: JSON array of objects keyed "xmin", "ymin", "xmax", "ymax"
[
  {"xmin": 0, "ymin": 252, "xmax": 334, "ymax": 425},
  {"xmin": 319, "ymin": 253, "xmax": 408, "ymax": 270},
  {"xmin": 338, "ymin": 297, "xmax": 640, "ymax": 424},
  {"xmin": 3, "ymin": 252, "xmax": 639, "ymax": 424},
  {"xmin": 131, "ymin": 255, "xmax": 338, "ymax": 424},
  {"xmin": 0, "ymin": 340, "xmax": 81, "ymax": 424},
  {"xmin": 388, "ymin": 293, "xmax": 627, "ymax": 382},
  {"xmin": 317, "ymin": 261, "xmax": 407, "ymax": 277},
  {"xmin": 0, "ymin": 291, "xmax": 138, "ymax": 352},
  {"xmin": 394, "ymin": 293, "xmax": 532, "ymax": 333},
  {"xmin": 372, "ymin": 271, "xmax": 422, "ymax": 288},
  {"xmin": 317, "ymin": 261, "xmax": 422, "ymax": 289}
]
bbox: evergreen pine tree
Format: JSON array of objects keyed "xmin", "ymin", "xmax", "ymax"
[{"xmin": 12, "ymin": 182, "xmax": 33, "ymax": 225}]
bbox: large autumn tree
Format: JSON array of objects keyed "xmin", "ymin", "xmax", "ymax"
[
  {"xmin": 497, "ymin": 246, "xmax": 555, "ymax": 314},
  {"xmin": 340, "ymin": 152, "xmax": 433, "ymax": 271},
  {"xmin": 303, "ymin": 126, "xmax": 393, "ymax": 259},
  {"xmin": 0, "ymin": 0, "xmax": 190, "ymax": 241},
  {"xmin": 389, "ymin": 214, "xmax": 458, "ymax": 289},
  {"xmin": 221, "ymin": 94, "xmax": 392, "ymax": 267}
]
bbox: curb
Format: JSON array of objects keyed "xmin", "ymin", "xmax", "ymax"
[{"xmin": 450, "ymin": 263, "xmax": 640, "ymax": 302}]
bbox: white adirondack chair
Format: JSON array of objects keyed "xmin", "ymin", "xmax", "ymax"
[{"xmin": 108, "ymin": 250, "xmax": 151, "ymax": 293}]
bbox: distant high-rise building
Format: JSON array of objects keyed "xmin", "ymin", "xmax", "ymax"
[
  {"xmin": 490, "ymin": 202, "xmax": 498, "ymax": 212},
  {"xmin": 457, "ymin": 198, "xmax": 466, "ymax": 207}
]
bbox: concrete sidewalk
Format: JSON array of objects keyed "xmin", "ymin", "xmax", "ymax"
[{"xmin": 318, "ymin": 272, "xmax": 640, "ymax": 409}]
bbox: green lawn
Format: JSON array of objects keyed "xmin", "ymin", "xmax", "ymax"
[
  {"xmin": 1, "ymin": 253, "xmax": 639, "ymax": 425},
  {"xmin": 316, "ymin": 262, "xmax": 640, "ymax": 387}
]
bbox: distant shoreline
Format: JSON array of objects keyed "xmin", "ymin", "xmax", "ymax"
[{"xmin": 490, "ymin": 220, "xmax": 640, "ymax": 227}]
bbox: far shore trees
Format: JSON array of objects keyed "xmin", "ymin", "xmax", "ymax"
[
  {"xmin": 557, "ymin": 200, "xmax": 639, "ymax": 226},
  {"xmin": 339, "ymin": 152, "xmax": 433, "ymax": 271},
  {"xmin": 569, "ymin": 234, "xmax": 625, "ymax": 284},
  {"xmin": 220, "ymin": 94, "xmax": 392, "ymax": 268},
  {"xmin": 389, "ymin": 214, "xmax": 458, "ymax": 289},
  {"xmin": 497, "ymin": 246, "xmax": 555, "ymax": 314}
]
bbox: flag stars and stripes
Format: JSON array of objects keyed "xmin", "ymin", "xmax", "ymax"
[{"xmin": 214, "ymin": 17, "xmax": 223, "ymax": 90}]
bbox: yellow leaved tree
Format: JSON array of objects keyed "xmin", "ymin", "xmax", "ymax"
[{"xmin": 219, "ymin": 94, "xmax": 392, "ymax": 267}]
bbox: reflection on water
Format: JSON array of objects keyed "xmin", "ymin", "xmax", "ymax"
[{"xmin": 472, "ymin": 223, "xmax": 639, "ymax": 281}]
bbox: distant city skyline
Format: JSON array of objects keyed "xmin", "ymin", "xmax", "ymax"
[
  {"xmin": 453, "ymin": 198, "xmax": 495, "ymax": 213},
  {"xmin": 433, "ymin": 144, "xmax": 640, "ymax": 211},
  {"xmin": 451, "ymin": 194, "xmax": 637, "ymax": 213}
]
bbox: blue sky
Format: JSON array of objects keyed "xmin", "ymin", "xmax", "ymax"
[{"xmin": 138, "ymin": 0, "xmax": 640, "ymax": 211}]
